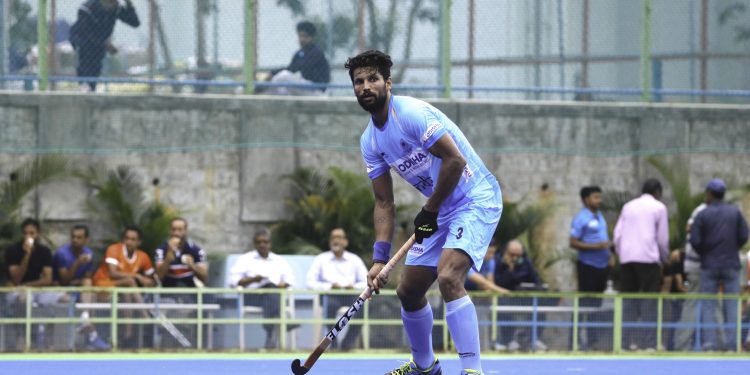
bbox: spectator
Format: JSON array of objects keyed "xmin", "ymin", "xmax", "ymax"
[
  {"xmin": 267, "ymin": 21, "xmax": 330, "ymax": 96},
  {"xmin": 674, "ymin": 203, "xmax": 709, "ymax": 351},
  {"xmin": 92, "ymin": 226, "xmax": 155, "ymax": 348},
  {"xmin": 4, "ymin": 218, "xmax": 58, "ymax": 350},
  {"xmin": 690, "ymin": 178, "xmax": 749, "ymax": 351},
  {"xmin": 464, "ymin": 238, "xmax": 509, "ymax": 294},
  {"xmin": 661, "ymin": 249, "xmax": 687, "ymax": 350},
  {"xmin": 307, "ymin": 228, "xmax": 368, "ymax": 350},
  {"xmin": 569, "ymin": 185, "xmax": 611, "ymax": 351},
  {"xmin": 614, "ymin": 178, "xmax": 669, "ymax": 351},
  {"xmin": 155, "ymin": 218, "xmax": 208, "ymax": 289},
  {"xmin": 52, "ymin": 225, "xmax": 110, "ymax": 350},
  {"xmin": 229, "ymin": 227, "xmax": 294, "ymax": 349},
  {"xmin": 492, "ymin": 240, "xmax": 547, "ymax": 352},
  {"xmin": 69, "ymin": 0, "xmax": 140, "ymax": 91}
]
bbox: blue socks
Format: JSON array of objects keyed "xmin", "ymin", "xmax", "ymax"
[
  {"xmin": 402, "ymin": 303, "xmax": 435, "ymax": 369},
  {"xmin": 446, "ymin": 295, "xmax": 482, "ymax": 372}
]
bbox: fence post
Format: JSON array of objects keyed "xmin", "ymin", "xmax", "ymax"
[
  {"xmin": 25, "ymin": 289, "xmax": 32, "ymax": 352},
  {"xmin": 197, "ymin": 289, "xmax": 204, "ymax": 350},
  {"xmin": 363, "ymin": 293, "xmax": 370, "ymax": 350},
  {"xmin": 572, "ymin": 295, "xmax": 579, "ymax": 352},
  {"xmin": 243, "ymin": 0, "xmax": 256, "ymax": 95},
  {"xmin": 439, "ymin": 0, "xmax": 451, "ymax": 99},
  {"xmin": 656, "ymin": 295, "xmax": 663, "ymax": 351},
  {"xmin": 279, "ymin": 289, "xmax": 287, "ymax": 349},
  {"xmin": 613, "ymin": 295, "xmax": 623, "ymax": 353},
  {"xmin": 736, "ymin": 294, "xmax": 743, "ymax": 353},
  {"xmin": 111, "ymin": 289, "xmax": 118, "ymax": 350},
  {"xmin": 640, "ymin": 0, "xmax": 652, "ymax": 102},
  {"xmin": 490, "ymin": 295, "xmax": 497, "ymax": 345},
  {"xmin": 37, "ymin": 0, "xmax": 49, "ymax": 91}
]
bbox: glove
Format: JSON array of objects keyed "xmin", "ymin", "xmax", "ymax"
[{"xmin": 414, "ymin": 207, "xmax": 439, "ymax": 244}]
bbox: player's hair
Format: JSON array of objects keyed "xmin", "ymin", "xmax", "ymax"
[
  {"xmin": 296, "ymin": 21, "xmax": 316, "ymax": 37},
  {"xmin": 71, "ymin": 224, "xmax": 90, "ymax": 238},
  {"xmin": 345, "ymin": 50, "xmax": 393, "ymax": 81},
  {"xmin": 579, "ymin": 185, "xmax": 602, "ymax": 201},
  {"xmin": 123, "ymin": 225, "xmax": 143, "ymax": 240},
  {"xmin": 171, "ymin": 217, "xmax": 188, "ymax": 227},
  {"xmin": 21, "ymin": 217, "xmax": 40, "ymax": 231},
  {"xmin": 253, "ymin": 227, "xmax": 272, "ymax": 242},
  {"xmin": 641, "ymin": 178, "xmax": 663, "ymax": 197}
]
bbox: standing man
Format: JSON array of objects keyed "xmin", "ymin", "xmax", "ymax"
[
  {"xmin": 155, "ymin": 218, "xmax": 208, "ymax": 288},
  {"xmin": 307, "ymin": 228, "xmax": 369, "ymax": 350},
  {"xmin": 348, "ymin": 50, "xmax": 502, "ymax": 375},
  {"xmin": 52, "ymin": 225, "xmax": 110, "ymax": 350},
  {"xmin": 268, "ymin": 21, "xmax": 330, "ymax": 95},
  {"xmin": 69, "ymin": 0, "xmax": 140, "ymax": 91},
  {"xmin": 614, "ymin": 178, "xmax": 669, "ymax": 351},
  {"xmin": 690, "ymin": 179, "xmax": 749, "ymax": 351},
  {"xmin": 229, "ymin": 228, "xmax": 295, "ymax": 349},
  {"xmin": 569, "ymin": 185, "xmax": 611, "ymax": 350},
  {"xmin": 674, "ymin": 203, "xmax": 709, "ymax": 351}
]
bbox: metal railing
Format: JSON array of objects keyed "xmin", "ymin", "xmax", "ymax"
[{"xmin": 0, "ymin": 287, "xmax": 747, "ymax": 353}]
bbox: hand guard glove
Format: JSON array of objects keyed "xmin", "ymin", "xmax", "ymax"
[{"xmin": 414, "ymin": 207, "xmax": 439, "ymax": 244}]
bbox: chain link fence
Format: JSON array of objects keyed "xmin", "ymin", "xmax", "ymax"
[{"xmin": 1, "ymin": 0, "xmax": 749, "ymax": 101}]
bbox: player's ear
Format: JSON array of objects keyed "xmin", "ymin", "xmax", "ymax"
[{"xmin": 386, "ymin": 76, "xmax": 392, "ymax": 90}]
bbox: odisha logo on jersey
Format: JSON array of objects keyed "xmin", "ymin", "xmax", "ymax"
[
  {"xmin": 413, "ymin": 175, "xmax": 434, "ymax": 192},
  {"xmin": 397, "ymin": 152, "xmax": 428, "ymax": 172}
]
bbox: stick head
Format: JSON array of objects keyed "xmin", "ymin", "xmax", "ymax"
[{"xmin": 291, "ymin": 359, "xmax": 310, "ymax": 375}]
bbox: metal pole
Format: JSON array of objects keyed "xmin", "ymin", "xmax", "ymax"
[
  {"xmin": 213, "ymin": 0, "xmax": 219, "ymax": 66},
  {"xmin": 37, "ymin": 0, "xmax": 49, "ymax": 91},
  {"xmin": 326, "ymin": 0, "xmax": 333, "ymax": 59},
  {"xmin": 613, "ymin": 296, "xmax": 623, "ymax": 353},
  {"xmin": 358, "ymin": 0, "xmax": 365, "ymax": 51},
  {"xmin": 640, "ymin": 0, "xmax": 652, "ymax": 102},
  {"xmin": 533, "ymin": 0, "xmax": 541, "ymax": 100},
  {"xmin": 111, "ymin": 290, "xmax": 118, "ymax": 349},
  {"xmin": 243, "ymin": 0, "xmax": 255, "ymax": 94},
  {"xmin": 0, "ymin": 0, "xmax": 6, "ymax": 89},
  {"xmin": 572, "ymin": 295, "xmax": 579, "ymax": 351},
  {"xmin": 700, "ymin": 0, "xmax": 708, "ymax": 103},
  {"xmin": 49, "ymin": 0, "xmax": 56, "ymax": 90},
  {"xmin": 737, "ymin": 295, "xmax": 743, "ymax": 353},
  {"xmin": 25, "ymin": 289, "xmax": 32, "ymax": 352},
  {"xmin": 656, "ymin": 296, "xmax": 663, "ymax": 351},
  {"xmin": 439, "ymin": 0, "xmax": 451, "ymax": 98},
  {"xmin": 581, "ymin": 0, "xmax": 589, "ymax": 90},
  {"xmin": 148, "ymin": 0, "xmax": 156, "ymax": 93},
  {"xmin": 689, "ymin": 0, "xmax": 696, "ymax": 100},
  {"xmin": 468, "ymin": 0, "xmax": 474, "ymax": 98},
  {"xmin": 556, "ymin": 0, "xmax": 565, "ymax": 100}
]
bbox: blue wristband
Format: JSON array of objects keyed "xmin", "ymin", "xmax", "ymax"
[{"xmin": 373, "ymin": 241, "xmax": 392, "ymax": 264}]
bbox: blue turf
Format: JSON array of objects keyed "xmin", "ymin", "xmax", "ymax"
[{"xmin": 2, "ymin": 358, "xmax": 749, "ymax": 375}]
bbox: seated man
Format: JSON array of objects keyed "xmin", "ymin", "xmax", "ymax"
[
  {"xmin": 267, "ymin": 21, "xmax": 330, "ymax": 96},
  {"xmin": 92, "ymin": 226, "xmax": 155, "ymax": 348},
  {"xmin": 464, "ymin": 238, "xmax": 509, "ymax": 294},
  {"xmin": 229, "ymin": 227, "xmax": 294, "ymax": 349},
  {"xmin": 155, "ymin": 217, "xmax": 208, "ymax": 289},
  {"xmin": 4, "ymin": 218, "xmax": 58, "ymax": 350},
  {"xmin": 493, "ymin": 240, "xmax": 547, "ymax": 352},
  {"xmin": 52, "ymin": 225, "xmax": 109, "ymax": 350},
  {"xmin": 306, "ymin": 228, "xmax": 368, "ymax": 350}
]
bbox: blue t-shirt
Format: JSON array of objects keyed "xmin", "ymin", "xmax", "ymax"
[
  {"xmin": 570, "ymin": 208, "xmax": 610, "ymax": 269},
  {"xmin": 52, "ymin": 244, "xmax": 95, "ymax": 282},
  {"xmin": 465, "ymin": 257, "xmax": 496, "ymax": 291},
  {"xmin": 360, "ymin": 95, "xmax": 495, "ymax": 213}
]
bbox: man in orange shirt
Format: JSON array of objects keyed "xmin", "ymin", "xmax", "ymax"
[{"xmin": 93, "ymin": 226, "xmax": 155, "ymax": 347}]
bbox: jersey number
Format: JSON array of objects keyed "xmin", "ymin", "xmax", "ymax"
[{"xmin": 456, "ymin": 227, "xmax": 463, "ymax": 239}]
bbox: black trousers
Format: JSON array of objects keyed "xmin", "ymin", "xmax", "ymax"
[
  {"xmin": 244, "ymin": 285, "xmax": 282, "ymax": 348},
  {"xmin": 573, "ymin": 261, "xmax": 611, "ymax": 350},
  {"xmin": 620, "ymin": 262, "xmax": 662, "ymax": 349},
  {"xmin": 74, "ymin": 44, "xmax": 105, "ymax": 90}
]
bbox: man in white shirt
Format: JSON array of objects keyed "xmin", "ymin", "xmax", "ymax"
[
  {"xmin": 229, "ymin": 228, "xmax": 294, "ymax": 349},
  {"xmin": 306, "ymin": 228, "xmax": 368, "ymax": 350}
]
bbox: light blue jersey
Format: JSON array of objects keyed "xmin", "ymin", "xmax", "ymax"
[
  {"xmin": 360, "ymin": 95, "xmax": 502, "ymax": 270},
  {"xmin": 361, "ymin": 95, "xmax": 495, "ymax": 213}
]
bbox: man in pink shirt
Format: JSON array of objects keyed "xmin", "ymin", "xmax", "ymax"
[{"xmin": 614, "ymin": 178, "xmax": 669, "ymax": 351}]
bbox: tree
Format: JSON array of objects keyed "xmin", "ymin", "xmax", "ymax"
[
  {"xmin": 718, "ymin": 2, "xmax": 750, "ymax": 44},
  {"xmin": 273, "ymin": 166, "xmax": 413, "ymax": 257},
  {"xmin": 78, "ymin": 165, "xmax": 179, "ymax": 258}
]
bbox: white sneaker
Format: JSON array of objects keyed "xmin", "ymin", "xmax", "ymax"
[
  {"xmin": 533, "ymin": 339, "xmax": 548, "ymax": 351},
  {"xmin": 493, "ymin": 342, "xmax": 507, "ymax": 351},
  {"xmin": 508, "ymin": 340, "xmax": 521, "ymax": 351}
]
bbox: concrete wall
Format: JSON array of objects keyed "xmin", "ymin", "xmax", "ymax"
[{"xmin": 1, "ymin": 93, "xmax": 749, "ymax": 274}]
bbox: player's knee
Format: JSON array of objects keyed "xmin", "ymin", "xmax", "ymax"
[
  {"xmin": 436, "ymin": 271, "xmax": 464, "ymax": 294},
  {"xmin": 396, "ymin": 284, "xmax": 421, "ymax": 304}
]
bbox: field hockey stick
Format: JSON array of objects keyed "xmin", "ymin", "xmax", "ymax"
[{"xmin": 291, "ymin": 235, "xmax": 416, "ymax": 375}]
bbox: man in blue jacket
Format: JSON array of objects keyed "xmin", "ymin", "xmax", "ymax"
[{"xmin": 690, "ymin": 178, "xmax": 749, "ymax": 351}]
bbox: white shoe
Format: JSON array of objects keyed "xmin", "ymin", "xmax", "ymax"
[
  {"xmin": 493, "ymin": 342, "xmax": 507, "ymax": 351},
  {"xmin": 533, "ymin": 339, "xmax": 548, "ymax": 351},
  {"xmin": 508, "ymin": 340, "xmax": 521, "ymax": 351}
]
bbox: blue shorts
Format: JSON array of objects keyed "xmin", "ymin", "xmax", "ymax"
[{"xmin": 405, "ymin": 178, "xmax": 502, "ymax": 271}]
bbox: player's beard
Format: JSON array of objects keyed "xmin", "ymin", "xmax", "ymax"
[{"xmin": 357, "ymin": 90, "xmax": 387, "ymax": 113}]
